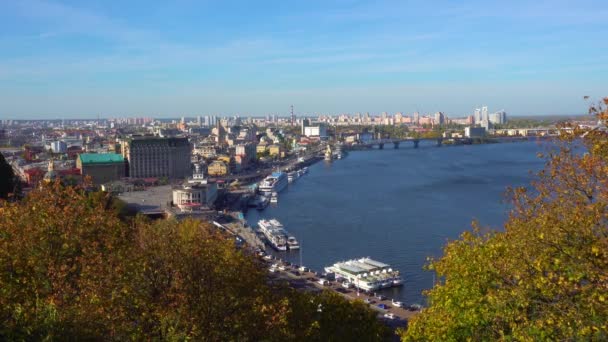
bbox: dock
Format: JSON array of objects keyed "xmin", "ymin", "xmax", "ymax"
[
  {"xmin": 214, "ymin": 215, "xmax": 266, "ymax": 251},
  {"xmin": 261, "ymin": 256, "xmax": 419, "ymax": 328}
]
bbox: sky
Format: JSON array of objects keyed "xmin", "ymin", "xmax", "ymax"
[{"xmin": 0, "ymin": 0, "xmax": 607, "ymax": 119}]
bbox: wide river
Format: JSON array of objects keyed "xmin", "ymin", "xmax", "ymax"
[{"xmin": 245, "ymin": 140, "xmax": 549, "ymax": 304}]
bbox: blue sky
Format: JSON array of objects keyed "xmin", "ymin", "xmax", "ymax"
[{"xmin": 1, "ymin": 0, "xmax": 607, "ymax": 118}]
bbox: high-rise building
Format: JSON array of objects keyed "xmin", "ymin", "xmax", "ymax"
[
  {"xmin": 481, "ymin": 106, "xmax": 489, "ymax": 123},
  {"xmin": 474, "ymin": 108, "xmax": 481, "ymax": 123},
  {"xmin": 301, "ymin": 118, "xmax": 311, "ymax": 135},
  {"xmin": 488, "ymin": 110, "xmax": 507, "ymax": 125},
  {"xmin": 434, "ymin": 112, "xmax": 445, "ymax": 125},
  {"xmin": 122, "ymin": 137, "xmax": 191, "ymax": 179}
]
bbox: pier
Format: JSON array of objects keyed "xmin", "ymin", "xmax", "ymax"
[{"xmin": 261, "ymin": 255, "xmax": 420, "ymax": 328}]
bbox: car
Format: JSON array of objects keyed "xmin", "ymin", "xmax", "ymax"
[
  {"xmin": 263, "ymin": 255, "xmax": 272, "ymax": 260},
  {"xmin": 375, "ymin": 294, "xmax": 387, "ymax": 300},
  {"xmin": 364, "ymin": 298, "xmax": 372, "ymax": 304},
  {"xmin": 278, "ymin": 265, "xmax": 286, "ymax": 271},
  {"xmin": 268, "ymin": 267, "xmax": 276, "ymax": 273},
  {"xmin": 377, "ymin": 304, "xmax": 388, "ymax": 310},
  {"xmin": 383, "ymin": 313, "xmax": 395, "ymax": 320},
  {"xmin": 391, "ymin": 300, "xmax": 404, "ymax": 308},
  {"xmin": 298, "ymin": 266, "xmax": 309, "ymax": 272},
  {"xmin": 318, "ymin": 278, "xmax": 328, "ymax": 285}
]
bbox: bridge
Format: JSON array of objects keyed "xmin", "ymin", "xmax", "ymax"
[{"xmin": 357, "ymin": 137, "xmax": 473, "ymax": 149}]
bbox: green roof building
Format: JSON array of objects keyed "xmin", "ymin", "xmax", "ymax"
[{"xmin": 77, "ymin": 153, "xmax": 126, "ymax": 185}]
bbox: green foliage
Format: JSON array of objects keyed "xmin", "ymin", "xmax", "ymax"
[
  {"xmin": 0, "ymin": 153, "xmax": 18, "ymax": 199},
  {"xmin": 401, "ymin": 98, "xmax": 608, "ymax": 341},
  {"xmin": 0, "ymin": 182, "xmax": 388, "ymax": 340}
]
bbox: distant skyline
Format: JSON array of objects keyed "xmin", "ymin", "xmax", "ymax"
[{"xmin": 1, "ymin": 0, "xmax": 607, "ymax": 119}]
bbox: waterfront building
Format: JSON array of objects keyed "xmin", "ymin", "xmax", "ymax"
[
  {"xmin": 207, "ymin": 160, "xmax": 229, "ymax": 176},
  {"xmin": 324, "ymin": 258, "xmax": 403, "ymax": 291},
  {"xmin": 172, "ymin": 182, "xmax": 218, "ymax": 211},
  {"xmin": 77, "ymin": 153, "xmax": 126, "ymax": 185},
  {"xmin": 122, "ymin": 136, "xmax": 191, "ymax": 179},
  {"xmin": 465, "ymin": 126, "xmax": 487, "ymax": 138}
]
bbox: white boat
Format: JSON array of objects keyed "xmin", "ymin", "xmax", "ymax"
[
  {"xmin": 324, "ymin": 257, "xmax": 403, "ymax": 292},
  {"xmin": 303, "ymin": 167, "xmax": 308, "ymax": 173},
  {"xmin": 259, "ymin": 172, "xmax": 288, "ymax": 194},
  {"xmin": 287, "ymin": 235, "xmax": 299, "ymax": 249},
  {"xmin": 256, "ymin": 195, "xmax": 270, "ymax": 210},
  {"xmin": 287, "ymin": 171, "xmax": 297, "ymax": 183},
  {"xmin": 270, "ymin": 192, "xmax": 278, "ymax": 203},
  {"xmin": 258, "ymin": 219, "xmax": 299, "ymax": 251}
]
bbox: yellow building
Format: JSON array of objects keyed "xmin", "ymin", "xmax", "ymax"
[
  {"xmin": 256, "ymin": 143, "xmax": 268, "ymax": 153},
  {"xmin": 207, "ymin": 160, "xmax": 229, "ymax": 176},
  {"xmin": 268, "ymin": 144, "xmax": 284, "ymax": 158}
]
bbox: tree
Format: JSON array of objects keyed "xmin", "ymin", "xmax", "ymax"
[
  {"xmin": 0, "ymin": 181, "xmax": 389, "ymax": 340},
  {"xmin": 0, "ymin": 152, "xmax": 18, "ymax": 199},
  {"xmin": 401, "ymin": 98, "xmax": 608, "ymax": 341}
]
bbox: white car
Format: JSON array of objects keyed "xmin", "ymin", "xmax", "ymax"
[
  {"xmin": 278, "ymin": 265, "xmax": 286, "ymax": 271},
  {"xmin": 391, "ymin": 300, "xmax": 404, "ymax": 308},
  {"xmin": 299, "ymin": 266, "xmax": 309, "ymax": 272},
  {"xmin": 269, "ymin": 267, "xmax": 276, "ymax": 273},
  {"xmin": 318, "ymin": 278, "xmax": 328, "ymax": 285},
  {"xmin": 384, "ymin": 313, "xmax": 395, "ymax": 320}
]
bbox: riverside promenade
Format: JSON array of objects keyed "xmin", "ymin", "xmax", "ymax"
[{"xmin": 260, "ymin": 254, "xmax": 420, "ymax": 329}]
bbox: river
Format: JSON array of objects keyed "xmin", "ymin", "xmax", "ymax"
[{"xmin": 245, "ymin": 140, "xmax": 549, "ymax": 304}]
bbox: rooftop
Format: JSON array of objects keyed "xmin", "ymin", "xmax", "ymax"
[{"xmin": 79, "ymin": 153, "xmax": 124, "ymax": 165}]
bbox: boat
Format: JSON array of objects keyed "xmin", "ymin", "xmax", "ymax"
[
  {"xmin": 258, "ymin": 219, "xmax": 299, "ymax": 251},
  {"xmin": 287, "ymin": 171, "xmax": 297, "ymax": 183},
  {"xmin": 324, "ymin": 257, "xmax": 403, "ymax": 292},
  {"xmin": 256, "ymin": 195, "xmax": 270, "ymax": 210},
  {"xmin": 259, "ymin": 172, "xmax": 288, "ymax": 194},
  {"xmin": 303, "ymin": 167, "xmax": 308, "ymax": 173},
  {"xmin": 324, "ymin": 145, "xmax": 333, "ymax": 161},
  {"xmin": 287, "ymin": 235, "xmax": 299, "ymax": 249},
  {"xmin": 270, "ymin": 192, "xmax": 278, "ymax": 203}
]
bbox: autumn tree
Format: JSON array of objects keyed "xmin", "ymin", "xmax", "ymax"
[
  {"xmin": 0, "ymin": 182, "xmax": 389, "ymax": 340},
  {"xmin": 401, "ymin": 98, "xmax": 608, "ymax": 341}
]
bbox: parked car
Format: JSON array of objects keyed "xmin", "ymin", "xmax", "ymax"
[
  {"xmin": 377, "ymin": 303, "xmax": 388, "ymax": 310},
  {"xmin": 384, "ymin": 313, "xmax": 395, "ymax": 320}
]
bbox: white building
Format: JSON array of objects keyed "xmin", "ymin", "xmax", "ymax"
[
  {"xmin": 172, "ymin": 183, "xmax": 218, "ymax": 211},
  {"xmin": 50, "ymin": 141, "xmax": 67, "ymax": 153},
  {"xmin": 303, "ymin": 124, "xmax": 328, "ymax": 138}
]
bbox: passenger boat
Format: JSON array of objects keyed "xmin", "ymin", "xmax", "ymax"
[
  {"xmin": 258, "ymin": 219, "xmax": 299, "ymax": 251},
  {"xmin": 324, "ymin": 257, "xmax": 403, "ymax": 292},
  {"xmin": 259, "ymin": 172, "xmax": 288, "ymax": 194}
]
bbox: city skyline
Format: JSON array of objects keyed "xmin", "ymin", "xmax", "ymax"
[{"xmin": 1, "ymin": 0, "xmax": 607, "ymax": 119}]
